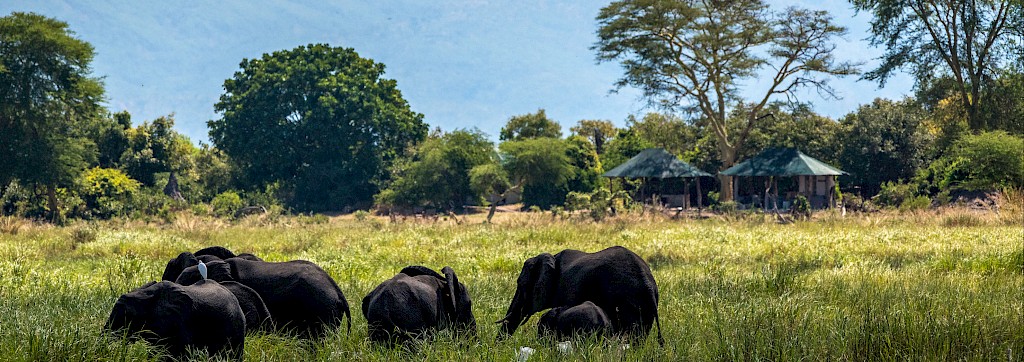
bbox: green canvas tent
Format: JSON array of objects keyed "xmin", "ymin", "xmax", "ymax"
[
  {"xmin": 603, "ymin": 148, "xmax": 712, "ymax": 209},
  {"xmin": 720, "ymin": 147, "xmax": 847, "ymax": 209}
]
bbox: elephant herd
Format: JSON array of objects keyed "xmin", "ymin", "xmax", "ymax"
[{"xmin": 105, "ymin": 245, "xmax": 663, "ymax": 359}]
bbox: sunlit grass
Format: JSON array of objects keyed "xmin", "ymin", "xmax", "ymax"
[{"xmin": 0, "ymin": 210, "xmax": 1021, "ymax": 361}]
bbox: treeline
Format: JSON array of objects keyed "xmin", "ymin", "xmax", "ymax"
[{"xmin": 1, "ymin": 3, "xmax": 1022, "ymax": 223}]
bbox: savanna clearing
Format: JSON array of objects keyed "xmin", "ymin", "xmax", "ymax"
[{"xmin": 0, "ymin": 210, "xmax": 1021, "ymax": 361}]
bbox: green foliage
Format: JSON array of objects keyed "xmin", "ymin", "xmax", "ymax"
[
  {"xmin": 792, "ymin": 195, "xmax": 811, "ymax": 219},
  {"xmin": 564, "ymin": 135, "xmax": 602, "ymax": 194},
  {"xmin": 899, "ymin": 195, "xmax": 932, "ymax": 212},
  {"xmin": 209, "ymin": 43, "xmax": 427, "ymax": 211},
  {"xmin": 918, "ymin": 131, "xmax": 1024, "ymax": 194},
  {"xmin": 119, "ymin": 115, "xmax": 181, "ymax": 186},
  {"xmin": 851, "ymin": 0, "xmax": 1022, "ymax": 130},
  {"xmin": 602, "ymin": 128, "xmax": 655, "ymax": 171},
  {"xmin": 211, "ymin": 191, "xmax": 243, "ymax": 218},
  {"xmin": 835, "ymin": 99, "xmax": 931, "ymax": 196},
  {"xmin": 469, "ymin": 163, "xmax": 511, "ymax": 205},
  {"xmin": 78, "ymin": 167, "xmax": 140, "ymax": 219},
  {"xmin": 875, "ymin": 181, "xmax": 918, "ymax": 208},
  {"xmin": 0, "ymin": 12, "xmax": 105, "ymax": 221},
  {"xmin": 378, "ymin": 129, "xmax": 496, "ymax": 211},
  {"xmin": 570, "ymin": 119, "xmax": 617, "ymax": 155},
  {"xmin": 500, "ymin": 138, "xmax": 574, "ymax": 208},
  {"xmin": 498, "ymin": 109, "xmax": 562, "ymax": 141},
  {"xmin": 563, "ymin": 191, "xmax": 591, "ymax": 212},
  {"xmin": 191, "ymin": 144, "xmax": 234, "ymax": 202}
]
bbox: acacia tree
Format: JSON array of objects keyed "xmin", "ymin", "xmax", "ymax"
[
  {"xmin": 594, "ymin": 0, "xmax": 857, "ymax": 201},
  {"xmin": 210, "ymin": 44, "xmax": 427, "ymax": 211},
  {"xmin": 852, "ymin": 0, "xmax": 1022, "ymax": 131},
  {"xmin": 0, "ymin": 12, "xmax": 104, "ymax": 221}
]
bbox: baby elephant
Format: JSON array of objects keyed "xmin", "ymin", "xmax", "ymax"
[
  {"xmin": 362, "ymin": 266, "xmax": 476, "ymax": 344},
  {"xmin": 538, "ymin": 301, "xmax": 612, "ymax": 341},
  {"xmin": 105, "ymin": 280, "xmax": 246, "ymax": 360}
]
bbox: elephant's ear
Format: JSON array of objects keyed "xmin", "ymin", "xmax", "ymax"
[
  {"xmin": 531, "ymin": 253, "xmax": 557, "ymax": 312},
  {"xmin": 442, "ymin": 266, "xmax": 459, "ymax": 315},
  {"xmin": 161, "ymin": 252, "xmax": 198, "ymax": 281},
  {"xmin": 401, "ymin": 265, "xmax": 444, "ymax": 279}
]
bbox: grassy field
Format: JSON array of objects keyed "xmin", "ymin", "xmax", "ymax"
[{"xmin": 0, "ymin": 209, "xmax": 1021, "ymax": 361}]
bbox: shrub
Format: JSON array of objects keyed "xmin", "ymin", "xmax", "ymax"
[
  {"xmin": 920, "ymin": 131, "xmax": 1024, "ymax": 193},
  {"xmin": 875, "ymin": 181, "xmax": 917, "ymax": 208},
  {"xmin": 564, "ymin": 191, "xmax": 591, "ymax": 212},
  {"xmin": 899, "ymin": 195, "xmax": 932, "ymax": 211},
  {"xmin": 353, "ymin": 210, "xmax": 369, "ymax": 221},
  {"xmin": 78, "ymin": 167, "xmax": 140, "ymax": 219},
  {"xmin": 211, "ymin": 191, "xmax": 243, "ymax": 218},
  {"xmin": 716, "ymin": 201, "xmax": 738, "ymax": 214},
  {"xmin": 792, "ymin": 195, "xmax": 811, "ymax": 219}
]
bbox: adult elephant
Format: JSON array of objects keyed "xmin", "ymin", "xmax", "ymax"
[
  {"xmin": 105, "ymin": 280, "xmax": 246, "ymax": 360},
  {"xmin": 161, "ymin": 247, "xmax": 263, "ymax": 282},
  {"xmin": 362, "ymin": 266, "xmax": 476, "ymax": 344},
  {"xmin": 177, "ymin": 258, "xmax": 351, "ymax": 338},
  {"xmin": 498, "ymin": 246, "xmax": 663, "ymax": 345}
]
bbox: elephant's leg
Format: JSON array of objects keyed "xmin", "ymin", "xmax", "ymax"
[{"xmin": 610, "ymin": 304, "xmax": 648, "ymax": 341}]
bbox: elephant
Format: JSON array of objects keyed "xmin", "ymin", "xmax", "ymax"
[
  {"xmin": 537, "ymin": 301, "xmax": 612, "ymax": 340},
  {"xmin": 219, "ymin": 280, "xmax": 272, "ymax": 332},
  {"xmin": 161, "ymin": 247, "xmax": 263, "ymax": 282},
  {"xmin": 362, "ymin": 266, "xmax": 476, "ymax": 344},
  {"xmin": 176, "ymin": 257, "xmax": 351, "ymax": 338},
  {"xmin": 105, "ymin": 280, "xmax": 246, "ymax": 360},
  {"xmin": 498, "ymin": 246, "xmax": 663, "ymax": 345}
]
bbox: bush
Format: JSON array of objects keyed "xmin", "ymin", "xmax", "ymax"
[
  {"xmin": 715, "ymin": 201, "xmax": 738, "ymax": 214},
  {"xmin": 899, "ymin": 195, "xmax": 932, "ymax": 211},
  {"xmin": 564, "ymin": 191, "xmax": 591, "ymax": 212},
  {"xmin": 353, "ymin": 210, "xmax": 369, "ymax": 221},
  {"xmin": 920, "ymin": 131, "xmax": 1024, "ymax": 193},
  {"xmin": 875, "ymin": 181, "xmax": 917, "ymax": 208},
  {"xmin": 78, "ymin": 167, "xmax": 140, "ymax": 219},
  {"xmin": 211, "ymin": 191, "xmax": 243, "ymax": 218},
  {"xmin": 792, "ymin": 195, "xmax": 811, "ymax": 219}
]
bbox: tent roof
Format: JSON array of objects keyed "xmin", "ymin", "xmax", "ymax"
[
  {"xmin": 602, "ymin": 148, "xmax": 712, "ymax": 178},
  {"xmin": 720, "ymin": 147, "xmax": 847, "ymax": 176}
]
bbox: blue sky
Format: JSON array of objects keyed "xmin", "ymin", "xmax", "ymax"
[{"xmin": 2, "ymin": 0, "xmax": 914, "ymax": 144}]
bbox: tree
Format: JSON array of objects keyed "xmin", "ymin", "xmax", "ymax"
[
  {"xmin": 499, "ymin": 109, "xmax": 563, "ymax": 141},
  {"xmin": 209, "ymin": 44, "xmax": 427, "ymax": 211},
  {"xmin": 499, "ymin": 138, "xmax": 574, "ymax": 208},
  {"xmin": 0, "ymin": 12, "xmax": 105, "ymax": 221},
  {"xmin": 851, "ymin": 0, "xmax": 1022, "ymax": 131},
  {"xmin": 627, "ymin": 112, "xmax": 698, "ymax": 157},
  {"xmin": 564, "ymin": 135, "xmax": 603, "ymax": 194},
  {"xmin": 835, "ymin": 99, "xmax": 932, "ymax": 196},
  {"xmin": 376, "ymin": 129, "xmax": 496, "ymax": 211},
  {"xmin": 595, "ymin": 0, "xmax": 857, "ymax": 201},
  {"xmin": 120, "ymin": 114, "xmax": 182, "ymax": 186},
  {"xmin": 570, "ymin": 119, "xmax": 617, "ymax": 154},
  {"xmin": 469, "ymin": 163, "xmax": 512, "ymax": 223}
]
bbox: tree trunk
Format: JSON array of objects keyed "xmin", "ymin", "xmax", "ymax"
[
  {"xmin": 47, "ymin": 184, "xmax": 60, "ymax": 224},
  {"xmin": 719, "ymin": 146, "xmax": 738, "ymax": 201},
  {"xmin": 486, "ymin": 203, "xmax": 497, "ymax": 223}
]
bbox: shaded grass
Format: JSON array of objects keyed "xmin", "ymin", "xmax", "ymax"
[{"xmin": 0, "ymin": 214, "xmax": 1021, "ymax": 361}]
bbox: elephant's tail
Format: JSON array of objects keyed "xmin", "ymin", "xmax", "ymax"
[
  {"xmin": 655, "ymin": 310, "xmax": 664, "ymax": 347},
  {"xmin": 341, "ymin": 298, "xmax": 352, "ymax": 334}
]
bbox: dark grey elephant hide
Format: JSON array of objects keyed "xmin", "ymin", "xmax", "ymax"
[
  {"xmin": 362, "ymin": 266, "xmax": 476, "ymax": 344},
  {"xmin": 499, "ymin": 246, "xmax": 663, "ymax": 344},
  {"xmin": 104, "ymin": 280, "xmax": 246, "ymax": 360},
  {"xmin": 537, "ymin": 301, "xmax": 612, "ymax": 340},
  {"xmin": 176, "ymin": 257, "xmax": 351, "ymax": 338}
]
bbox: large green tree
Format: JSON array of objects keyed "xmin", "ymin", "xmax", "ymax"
[
  {"xmin": 499, "ymin": 138, "xmax": 574, "ymax": 209},
  {"xmin": 376, "ymin": 129, "xmax": 496, "ymax": 211},
  {"xmin": 499, "ymin": 109, "xmax": 563, "ymax": 141},
  {"xmin": 835, "ymin": 98, "xmax": 932, "ymax": 196},
  {"xmin": 0, "ymin": 12, "xmax": 105, "ymax": 221},
  {"xmin": 595, "ymin": 0, "xmax": 857, "ymax": 201},
  {"xmin": 851, "ymin": 0, "xmax": 1022, "ymax": 131},
  {"xmin": 209, "ymin": 44, "xmax": 427, "ymax": 211},
  {"xmin": 570, "ymin": 119, "xmax": 617, "ymax": 155}
]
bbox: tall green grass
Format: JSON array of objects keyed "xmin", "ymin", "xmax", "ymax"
[{"xmin": 0, "ymin": 214, "xmax": 1020, "ymax": 361}]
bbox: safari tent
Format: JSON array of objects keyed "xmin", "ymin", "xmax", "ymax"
[
  {"xmin": 602, "ymin": 148, "xmax": 713, "ymax": 209},
  {"xmin": 720, "ymin": 147, "xmax": 847, "ymax": 210}
]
